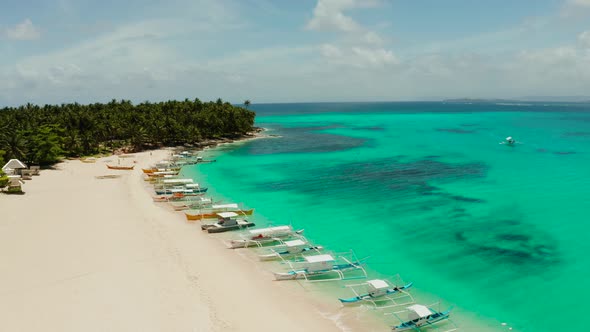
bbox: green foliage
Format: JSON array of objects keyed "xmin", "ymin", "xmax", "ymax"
[
  {"xmin": 0, "ymin": 169, "xmax": 8, "ymax": 189},
  {"xmin": 6, "ymin": 186, "xmax": 24, "ymax": 194},
  {"xmin": 0, "ymin": 149, "xmax": 5, "ymax": 167},
  {"xmin": 0, "ymin": 98, "xmax": 255, "ymax": 165}
]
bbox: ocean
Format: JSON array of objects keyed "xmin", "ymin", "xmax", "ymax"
[{"xmin": 184, "ymin": 102, "xmax": 590, "ymax": 331}]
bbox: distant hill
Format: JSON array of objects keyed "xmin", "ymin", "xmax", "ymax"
[
  {"xmin": 443, "ymin": 97, "xmax": 590, "ymax": 103},
  {"xmin": 518, "ymin": 96, "xmax": 590, "ymax": 103}
]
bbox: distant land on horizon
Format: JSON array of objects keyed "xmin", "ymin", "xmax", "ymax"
[{"xmin": 443, "ymin": 96, "xmax": 590, "ymax": 104}]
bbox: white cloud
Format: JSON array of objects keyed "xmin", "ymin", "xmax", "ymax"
[
  {"xmin": 362, "ymin": 31, "xmax": 384, "ymax": 45},
  {"xmin": 3, "ymin": 19, "xmax": 41, "ymax": 40},
  {"xmin": 319, "ymin": 43, "xmax": 398, "ymax": 68},
  {"xmin": 561, "ymin": 0, "xmax": 590, "ymax": 17},
  {"xmin": 579, "ymin": 30, "xmax": 590, "ymax": 48},
  {"xmin": 307, "ymin": 0, "xmax": 360, "ymax": 32},
  {"xmin": 320, "ymin": 43, "xmax": 343, "ymax": 58},
  {"xmin": 351, "ymin": 47, "xmax": 398, "ymax": 66},
  {"xmin": 569, "ymin": 0, "xmax": 590, "ymax": 6},
  {"xmin": 307, "ymin": 0, "xmax": 395, "ymax": 69},
  {"xmin": 306, "ymin": 0, "xmax": 382, "ymax": 32}
]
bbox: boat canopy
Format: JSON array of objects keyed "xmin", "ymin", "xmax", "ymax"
[
  {"xmin": 163, "ymin": 179, "xmax": 193, "ymax": 184},
  {"xmin": 217, "ymin": 212, "xmax": 239, "ymax": 218},
  {"xmin": 247, "ymin": 225, "xmax": 291, "ymax": 235},
  {"xmin": 212, "ymin": 203, "xmax": 239, "ymax": 209},
  {"xmin": 407, "ymin": 305, "xmax": 433, "ymax": 318},
  {"xmin": 184, "ymin": 184, "xmax": 201, "ymax": 188},
  {"xmin": 285, "ymin": 239, "xmax": 306, "ymax": 247},
  {"xmin": 305, "ymin": 254, "xmax": 334, "ymax": 263},
  {"xmin": 367, "ymin": 279, "xmax": 389, "ymax": 290}
]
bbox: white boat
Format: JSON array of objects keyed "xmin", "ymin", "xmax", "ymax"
[
  {"xmin": 273, "ymin": 251, "xmax": 368, "ymax": 282},
  {"xmin": 390, "ymin": 303, "xmax": 457, "ymax": 332},
  {"xmin": 153, "ymin": 178, "xmax": 193, "ymax": 189},
  {"xmin": 258, "ymin": 238, "xmax": 323, "ymax": 261},
  {"xmin": 338, "ymin": 277, "xmax": 414, "ymax": 308},
  {"xmin": 228, "ymin": 226, "xmax": 304, "ymax": 249},
  {"xmin": 169, "ymin": 197, "xmax": 214, "ymax": 211},
  {"xmin": 201, "ymin": 212, "xmax": 255, "ymax": 233},
  {"xmin": 500, "ymin": 136, "xmax": 519, "ymax": 146}
]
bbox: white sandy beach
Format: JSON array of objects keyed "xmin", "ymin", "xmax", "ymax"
[{"xmin": 0, "ymin": 150, "xmax": 364, "ymax": 332}]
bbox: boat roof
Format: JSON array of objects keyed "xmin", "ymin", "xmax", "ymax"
[
  {"xmin": 3, "ymin": 159, "xmax": 26, "ymax": 171},
  {"xmin": 163, "ymin": 179, "xmax": 193, "ymax": 184},
  {"xmin": 248, "ymin": 225, "xmax": 290, "ymax": 234},
  {"xmin": 305, "ymin": 254, "xmax": 334, "ymax": 263},
  {"xmin": 285, "ymin": 239, "xmax": 305, "ymax": 247},
  {"xmin": 367, "ymin": 279, "xmax": 389, "ymax": 289},
  {"xmin": 184, "ymin": 184, "xmax": 201, "ymax": 188},
  {"xmin": 407, "ymin": 305, "xmax": 433, "ymax": 318},
  {"xmin": 212, "ymin": 203, "xmax": 239, "ymax": 209},
  {"xmin": 217, "ymin": 212, "xmax": 238, "ymax": 218}
]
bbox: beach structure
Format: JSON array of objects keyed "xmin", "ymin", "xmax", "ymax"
[
  {"xmin": 338, "ymin": 277, "xmax": 414, "ymax": 308},
  {"xmin": 200, "ymin": 212, "xmax": 255, "ymax": 233},
  {"xmin": 6, "ymin": 175, "xmax": 25, "ymax": 191},
  {"xmin": 390, "ymin": 303, "xmax": 456, "ymax": 332},
  {"xmin": 2, "ymin": 159, "xmax": 27, "ymax": 175},
  {"xmin": 228, "ymin": 226, "xmax": 305, "ymax": 248},
  {"xmin": 29, "ymin": 166, "xmax": 40, "ymax": 175},
  {"xmin": 273, "ymin": 251, "xmax": 368, "ymax": 281}
]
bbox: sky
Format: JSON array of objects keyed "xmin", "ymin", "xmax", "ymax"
[{"xmin": 1, "ymin": 0, "xmax": 590, "ymax": 105}]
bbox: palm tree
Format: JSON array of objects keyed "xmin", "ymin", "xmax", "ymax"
[{"xmin": 244, "ymin": 99, "xmax": 251, "ymax": 108}]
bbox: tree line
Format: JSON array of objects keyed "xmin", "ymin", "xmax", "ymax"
[{"xmin": 0, "ymin": 98, "xmax": 255, "ymax": 166}]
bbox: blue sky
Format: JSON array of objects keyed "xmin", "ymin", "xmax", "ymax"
[{"xmin": 1, "ymin": 0, "xmax": 590, "ymax": 105}]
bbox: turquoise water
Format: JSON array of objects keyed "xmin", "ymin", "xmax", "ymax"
[{"xmin": 185, "ymin": 102, "xmax": 590, "ymax": 331}]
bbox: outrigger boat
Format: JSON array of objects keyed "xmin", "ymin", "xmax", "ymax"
[
  {"xmin": 339, "ymin": 278, "xmax": 414, "ymax": 308},
  {"xmin": 273, "ymin": 251, "xmax": 368, "ymax": 281},
  {"xmin": 390, "ymin": 304, "xmax": 456, "ymax": 332},
  {"xmin": 142, "ymin": 167, "xmax": 181, "ymax": 174},
  {"xmin": 184, "ymin": 204, "xmax": 254, "ymax": 221},
  {"xmin": 228, "ymin": 226, "xmax": 304, "ymax": 249},
  {"xmin": 106, "ymin": 164, "xmax": 135, "ymax": 170},
  {"xmin": 147, "ymin": 170, "xmax": 179, "ymax": 178},
  {"xmin": 155, "ymin": 187, "xmax": 207, "ymax": 195},
  {"xmin": 201, "ymin": 212, "xmax": 255, "ymax": 233},
  {"xmin": 169, "ymin": 197, "xmax": 214, "ymax": 211},
  {"xmin": 152, "ymin": 178, "xmax": 193, "ymax": 188},
  {"xmin": 258, "ymin": 238, "xmax": 323, "ymax": 261}
]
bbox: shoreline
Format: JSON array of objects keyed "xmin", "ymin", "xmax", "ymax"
[
  {"xmin": 0, "ymin": 150, "xmax": 347, "ymax": 331},
  {"xmin": 189, "ymin": 138, "xmax": 511, "ymax": 332}
]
